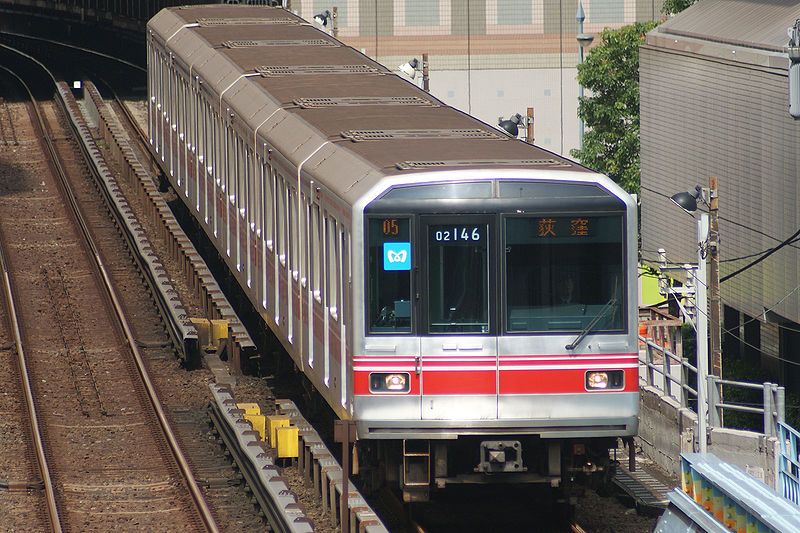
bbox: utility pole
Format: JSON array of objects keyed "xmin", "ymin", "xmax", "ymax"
[
  {"xmin": 526, "ymin": 107, "xmax": 534, "ymax": 143},
  {"xmin": 708, "ymin": 176, "xmax": 721, "ymax": 379},
  {"xmin": 422, "ymin": 53, "xmax": 430, "ymax": 92},
  {"xmin": 576, "ymin": 1, "xmax": 593, "ymax": 150},
  {"xmin": 696, "ymin": 215, "xmax": 709, "ymax": 453},
  {"xmin": 331, "ymin": 6, "xmax": 338, "ymax": 39}
]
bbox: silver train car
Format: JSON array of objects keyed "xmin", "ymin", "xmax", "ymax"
[{"xmin": 147, "ymin": 5, "xmax": 639, "ymax": 500}]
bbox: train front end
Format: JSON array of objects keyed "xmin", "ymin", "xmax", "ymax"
[{"xmin": 352, "ymin": 170, "xmax": 638, "ymax": 501}]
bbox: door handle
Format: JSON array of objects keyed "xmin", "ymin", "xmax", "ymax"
[{"xmin": 415, "ymin": 355, "xmax": 421, "ymax": 376}]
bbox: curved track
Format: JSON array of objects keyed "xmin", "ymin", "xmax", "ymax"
[{"xmin": 0, "ymin": 54, "xmax": 218, "ymax": 532}]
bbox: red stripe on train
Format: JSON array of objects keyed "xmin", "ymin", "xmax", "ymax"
[
  {"xmin": 353, "ymin": 371, "xmax": 421, "ymax": 395},
  {"xmin": 354, "ymin": 353, "xmax": 637, "ymax": 362},
  {"xmin": 353, "ymin": 367, "xmax": 638, "ymax": 395},
  {"xmin": 499, "ymin": 367, "xmax": 638, "ymax": 394}
]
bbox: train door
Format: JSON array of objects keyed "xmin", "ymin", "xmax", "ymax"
[{"xmin": 419, "ymin": 216, "xmax": 498, "ymax": 420}]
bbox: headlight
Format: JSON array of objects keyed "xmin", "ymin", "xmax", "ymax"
[
  {"xmin": 585, "ymin": 370, "xmax": 624, "ymax": 390},
  {"xmin": 370, "ymin": 372, "xmax": 410, "ymax": 393}
]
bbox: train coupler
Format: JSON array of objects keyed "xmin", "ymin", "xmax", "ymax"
[{"xmin": 476, "ymin": 440, "xmax": 526, "ymax": 473}]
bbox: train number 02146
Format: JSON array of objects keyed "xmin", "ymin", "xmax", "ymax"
[{"xmin": 432, "ymin": 226, "xmax": 483, "ymax": 242}]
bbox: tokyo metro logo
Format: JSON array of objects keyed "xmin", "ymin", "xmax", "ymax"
[
  {"xmin": 387, "ymin": 250, "xmax": 407, "ymax": 263},
  {"xmin": 383, "ymin": 242, "xmax": 411, "ymax": 271}
]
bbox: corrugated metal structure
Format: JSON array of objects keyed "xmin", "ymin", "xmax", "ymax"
[{"xmin": 640, "ymin": 0, "xmax": 800, "ymax": 373}]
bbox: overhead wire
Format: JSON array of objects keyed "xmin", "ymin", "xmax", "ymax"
[
  {"xmin": 720, "ymin": 227, "xmax": 800, "ymax": 283},
  {"xmin": 639, "ymin": 185, "xmax": 800, "ymax": 260},
  {"xmin": 658, "ymin": 297, "xmax": 800, "ymax": 367},
  {"xmin": 639, "ymin": 188, "xmax": 800, "ymax": 368},
  {"xmin": 654, "ymin": 279, "xmax": 800, "ymax": 366},
  {"xmin": 641, "ymin": 251, "xmax": 800, "ymax": 351},
  {"xmin": 642, "ymin": 253, "xmax": 800, "ymax": 333}
]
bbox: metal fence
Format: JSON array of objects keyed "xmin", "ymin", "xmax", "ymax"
[{"xmin": 639, "ymin": 336, "xmax": 786, "ymax": 437}]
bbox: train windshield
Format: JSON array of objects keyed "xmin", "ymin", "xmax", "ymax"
[
  {"xmin": 505, "ymin": 215, "xmax": 624, "ymax": 333},
  {"xmin": 427, "ymin": 223, "xmax": 490, "ymax": 334}
]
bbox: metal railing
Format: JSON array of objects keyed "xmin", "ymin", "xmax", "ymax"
[
  {"xmin": 639, "ymin": 336, "xmax": 785, "ymax": 437},
  {"xmin": 706, "ymin": 377, "xmax": 784, "ymax": 437},
  {"xmin": 640, "ymin": 337, "xmax": 695, "ymax": 408}
]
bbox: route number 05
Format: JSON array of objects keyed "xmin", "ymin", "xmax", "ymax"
[{"xmin": 382, "ymin": 219, "xmax": 400, "ymax": 236}]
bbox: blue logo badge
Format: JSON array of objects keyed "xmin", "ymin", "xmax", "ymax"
[{"xmin": 383, "ymin": 242, "xmax": 411, "ymax": 271}]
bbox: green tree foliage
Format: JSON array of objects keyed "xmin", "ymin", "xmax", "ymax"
[
  {"xmin": 662, "ymin": 0, "xmax": 698, "ymax": 16},
  {"xmin": 570, "ymin": 21, "xmax": 657, "ymax": 194}
]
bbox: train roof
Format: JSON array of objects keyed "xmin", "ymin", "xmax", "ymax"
[{"xmin": 148, "ymin": 5, "xmax": 592, "ymax": 204}]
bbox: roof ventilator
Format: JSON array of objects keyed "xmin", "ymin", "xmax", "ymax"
[
  {"xmin": 294, "ymin": 96, "xmax": 435, "ymax": 108},
  {"xmin": 395, "ymin": 159, "xmax": 572, "ymax": 170},
  {"xmin": 197, "ymin": 17, "xmax": 302, "ymax": 26},
  {"xmin": 223, "ymin": 39, "xmax": 337, "ymax": 48},
  {"xmin": 256, "ymin": 65, "xmax": 384, "ymax": 77},
  {"xmin": 342, "ymin": 129, "xmax": 507, "ymax": 142}
]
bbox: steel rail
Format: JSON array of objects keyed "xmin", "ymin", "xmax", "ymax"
[
  {"xmin": 0, "ymin": 45, "xmax": 220, "ymax": 532},
  {"xmin": 0, "ymin": 71, "xmax": 63, "ymax": 533},
  {"xmin": 0, "ymin": 222, "xmax": 62, "ymax": 533},
  {"xmin": 207, "ymin": 401, "xmax": 303, "ymax": 533},
  {"xmin": 98, "ymin": 84, "xmax": 257, "ymax": 357},
  {"xmin": 207, "ymin": 385, "xmax": 315, "ymax": 533},
  {"xmin": 76, "ymin": 83, "xmax": 201, "ymax": 367},
  {"xmin": 53, "ymin": 88, "xmax": 222, "ymax": 533}
]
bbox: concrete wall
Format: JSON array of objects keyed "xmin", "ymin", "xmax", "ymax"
[
  {"xmin": 707, "ymin": 428, "xmax": 778, "ymax": 487},
  {"xmin": 638, "ymin": 385, "xmax": 695, "ymax": 476},
  {"xmin": 639, "ymin": 385, "xmax": 779, "ymax": 487},
  {"xmin": 426, "ymin": 67, "xmax": 580, "ymax": 155}
]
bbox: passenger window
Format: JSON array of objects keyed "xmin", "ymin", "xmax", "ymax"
[
  {"xmin": 341, "ymin": 229, "xmax": 350, "ymax": 325},
  {"xmin": 368, "ymin": 218, "xmax": 412, "ymax": 334},
  {"xmin": 263, "ymin": 163, "xmax": 274, "ymax": 248},
  {"xmin": 312, "ymin": 205, "xmax": 322, "ymax": 300},
  {"xmin": 328, "ymin": 217, "xmax": 339, "ymax": 318},
  {"xmin": 301, "ymin": 194, "xmax": 310, "ymax": 285},
  {"xmin": 277, "ymin": 179, "xmax": 285, "ymax": 263},
  {"xmin": 288, "ymin": 187, "xmax": 296, "ymax": 277}
]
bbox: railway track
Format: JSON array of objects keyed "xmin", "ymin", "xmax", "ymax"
[
  {"xmin": 0, "ymin": 60, "xmax": 217, "ymax": 531},
  {"xmin": 0, "ymin": 96, "xmax": 19, "ymax": 146},
  {"xmin": 0, "ymin": 39, "xmax": 322, "ymax": 533},
  {"xmin": 0, "ymin": 33, "xmax": 662, "ymax": 533},
  {"xmin": 99, "ymin": 79, "xmax": 578, "ymax": 533},
  {"xmin": 0, "ymin": 72, "xmax": 48, "ymax": 531}
]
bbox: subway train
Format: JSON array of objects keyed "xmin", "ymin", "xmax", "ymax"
[{"xmin": 147, "ymin": 4, "xmax": 638, "ymax": 501}]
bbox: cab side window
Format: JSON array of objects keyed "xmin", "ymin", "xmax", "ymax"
[{"xmin": 367, "ymin": 218, "xmax": 412, "ymax": 334}]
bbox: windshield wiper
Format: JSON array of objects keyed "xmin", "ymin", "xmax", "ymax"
[{"xmin": 565, "ymin": 298, "xmax": 617, "ymax": 351}]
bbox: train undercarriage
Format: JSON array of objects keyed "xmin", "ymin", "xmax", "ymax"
[{"xmin": 356, "ymin": 435, "xmax": 620, "ymax": 502}]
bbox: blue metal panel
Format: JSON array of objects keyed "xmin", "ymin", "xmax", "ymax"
[{"xmin": 779, "ymin": 422, "xmax": 800, "ymax": 507}]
